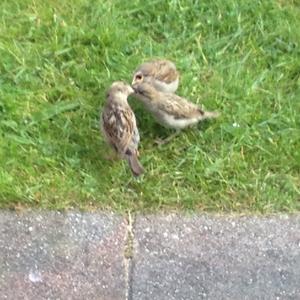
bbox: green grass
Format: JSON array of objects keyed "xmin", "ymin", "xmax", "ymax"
[{"xmin": 0, "ymin": 0, "xmax": 299, "ymax": 212}]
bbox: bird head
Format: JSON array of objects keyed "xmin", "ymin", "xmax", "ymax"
[
  {"xmin": 106, "ymin": 81, "xmax": 134, "ymax": 100},
  {"xmin": 131, "ymin": 82, "xmax": 157, "ymax": 102}
]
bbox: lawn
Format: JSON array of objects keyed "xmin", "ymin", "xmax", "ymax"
[{"xmin": 0, "ymin": 0, "xmax": 299, "ymax": 212}]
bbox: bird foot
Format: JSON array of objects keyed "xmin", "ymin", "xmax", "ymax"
[
  {"xmin": 104, "ymin": 153, "xmax": 119, "ymax": 161},
  {"xmin": 154, "ymin": 131, "xmax": 180, "ymax": 145}
]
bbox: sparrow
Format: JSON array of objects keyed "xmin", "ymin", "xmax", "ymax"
[
  {"xmin": 101, "ymin": 81, "xmax": 144, "ymax": 177},
  {"xmin": 132, "ymin": 59, "xmax": 180, "ymax": 93},
  {"xmin": 132, "ymin": 81, "xmax": 220, "ymax": 131}
]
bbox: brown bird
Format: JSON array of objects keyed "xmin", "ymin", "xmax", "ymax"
[
  {"xmin": 101, "ymin": 81, "xmax": 144, "ymax": 176},
  {"xmin": 132, "ymin": 59, "xmax": 180, "ymax": 93},
  {"xmin": 132, "ymin": 82, "xmax": 219, "ymax": 142}
]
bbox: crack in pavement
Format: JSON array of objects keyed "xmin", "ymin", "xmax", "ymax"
[{"xmin": 124, "ymin": 211, "xmax": 135, "ymax": 300}]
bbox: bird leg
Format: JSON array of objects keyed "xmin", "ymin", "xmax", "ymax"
[
  {"xmin": 154, "ymin": 130, "xmax": 180, "ymax": 145},
  {"xmin": 104, "ymin": 151, "xmax": 119, "ymax": 161},
  {"xmin": 104, "ymin": 145, "xmax": 119, "ymax": 161}
]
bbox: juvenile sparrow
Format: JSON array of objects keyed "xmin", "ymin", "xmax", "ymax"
[
  {"xmin": 101, "ymin": 81, "xmax": 144, "ymax": 177},
  {"xmin": 132, "ymin": 82, "xmax": 220, "ymax": 131},
  {"xmin": 132, "ymin": 59, "xmax": 180, "ymax": 93}
]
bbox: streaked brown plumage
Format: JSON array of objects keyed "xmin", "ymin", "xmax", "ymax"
[
  {"xmin": 132, "ymin": 59, "xmax": 180, "ymax": 93},
  {"xmin": 101, "ymin": 81, "xmax": 144, "ymax": 176},
  {"xmin": 132, "ymin": 82, "xmax": 220, "ymax": 130}
]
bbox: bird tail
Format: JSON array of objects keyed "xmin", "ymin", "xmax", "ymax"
[
  {"xmin": 127, "ymin": 154, "xmax": 144, "ymax": 177},
  {"xmin": 198, "ymin": 109, "xmax": 220, "ymax": 121}
]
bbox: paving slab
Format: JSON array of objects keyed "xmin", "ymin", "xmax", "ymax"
[
  {"xmin": 131, "ymin": 214, "xmax": 300, "ymax": 300},
  {"xmin": 0, "ymin": 211, "xmax": 127, "ymax": 300}
]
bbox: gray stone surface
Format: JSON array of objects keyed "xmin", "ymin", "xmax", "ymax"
[
  {"xmin": 0, "ymin": 211, "xmax": 127, "ymax": 300},
  {"xmin": 131, "ymin": 214, "xmax": 300, "ymax": 300},
  {"xmin": 1, "ymin": 212, "xmax": 300, "ymax": 300}
]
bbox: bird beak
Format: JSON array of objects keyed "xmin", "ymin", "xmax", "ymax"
[
  {"xmin": 128, "ymin": 85, "xmax": 134, "ymax": 95},
  {"xmin": 131, "ymin": 82, "xmax": 138, "ymax": 91},
  {"xmin": 131, "ymin": 78, "xmax": 137, "ymax": 86}
]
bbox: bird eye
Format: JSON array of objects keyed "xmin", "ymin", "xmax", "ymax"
[{"xmin": 135, "ymin": 74, "xmax": 143, "ymax": 80}]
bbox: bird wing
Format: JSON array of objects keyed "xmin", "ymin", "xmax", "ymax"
[
  {"xmin": 102, "ymin": 103, "xmax": 137, "ymax": 154},
  {"xmin": 157, "ymin": 93, "xmax": 204, "ymax": 119}
]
